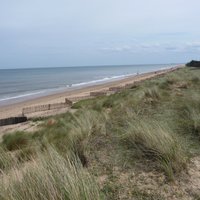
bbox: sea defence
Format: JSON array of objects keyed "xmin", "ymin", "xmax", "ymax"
[
  {"xmin": 22, "ymin": 98, "xmax": 73, "ymax": 115},
  {"xmin": 90, "ymin": 91, "xmax": 107, "ymax": 97},
  {"xmin": 0, "ymin": 116, "xmax": 27, "ymax": 126}
]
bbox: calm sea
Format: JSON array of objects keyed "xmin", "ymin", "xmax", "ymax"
[{"xmin": 0, "ymin": 64, "xmax": 174, "ymax": 106}]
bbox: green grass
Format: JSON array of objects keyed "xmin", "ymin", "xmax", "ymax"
[
  {"xmin": 0, "ymin": 146, "xmax": 15, "ymax": 172},
  {"xmin": 0, "ymin": 146, "xmax": 102, "ymax": 200},
  {"xmin": 122, "ymin": 118, "xmax": 187, "ymax": 180},
  {"xmin": 1, "ymin": 67, "xmax": 200, "ymax": 199},
  {"xmin": 2, "ymin": 131, "xmax": 32, "ymax": 151}
]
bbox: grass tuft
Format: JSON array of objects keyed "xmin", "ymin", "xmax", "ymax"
[
  {"xmin": 0, "ymin": 146, "xmax": 15, "ymax": 172},
  {"xmin": 0, "ymin": 146, "xmax": 102, "ymax": 200},
  {"xmin": 190, "ymin": 76, "xmax": 200, "ymax": 84},
  {"xmin": 2, "ymin": 131, "xmax": 31, "ymax": 151},
  {"xmin": 143, "ymin": 87, "xmax": 161, "ymax": 103},
  {"xmin": 2, "ymin": 67, "xmax": 200, "ymax": 198},
  {"xmin": 122, "ymin": 119, "xmax": 187, "ymax": 180}
]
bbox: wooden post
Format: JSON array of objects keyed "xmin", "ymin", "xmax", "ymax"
[{"xmin": 65, "ymin": 98, "xmax": 73, "ymax": 106}]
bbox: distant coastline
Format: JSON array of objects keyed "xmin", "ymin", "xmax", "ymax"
[
  {"xmin": 0, "ymin": 64, "xmax": 183, "ymax": 119},
  {"xmin": 0, "ymin": 64, "xmax": 178, "ymax": 107}
]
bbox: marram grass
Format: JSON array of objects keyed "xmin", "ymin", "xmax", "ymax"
[
  {"xmin": 0, "ymin": 146, "xmax": 102, "ymax": 200},
  {"xmin": 122, "ymin": 119, "xmax": 187, "ymax": 180}
]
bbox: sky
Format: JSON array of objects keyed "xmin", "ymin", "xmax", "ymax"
[{"xmin": 0, "ymin": 0, "xmax": 200, "ymax": 69}]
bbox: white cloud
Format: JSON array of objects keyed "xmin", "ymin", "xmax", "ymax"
[
  {"xmin": 101, "ymin": 41, "xmax": 200, "ymax": 55},
  {"xmin": 186, "ymin": 42, "xmax": 200, "ymax": 48},
  {"xmin": 100, "ymin": 45, "xmax": 132, "ymax": 52},
  {"xmin": 1, "ymin": 0, "xmax": 200, "ymax": 67}
]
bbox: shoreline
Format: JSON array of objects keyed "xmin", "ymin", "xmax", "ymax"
[
  {"xmin": 0, "ymin": 73, "xmax": 137, "ymax": 107},
  {"xmin": 0, "ymin": 65, "xmax": 183, "ymax": 119}
]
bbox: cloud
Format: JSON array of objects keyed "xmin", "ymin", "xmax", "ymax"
[
  {"xmin": 163, "ymin": 42, "xmax": 200, "ymax": 53},
  {"xmin": 165, "ymin": 47, "xmax": 179, "ymax": 51},
  {"xmin": 155, "ymin": 32, "xmax": 188, "ymax": 37},
  {"xmin": 139, "ymin": 43, "xmax": 161, "ymax": 49},
  {"xmin": 100, "ymin": 43, "xmax": 162, "ymax": 53},
  {"xmin": 100, "ymin": 45, "xmax": 132, "ymax": 52},
  {"xmin": 100, "ymin": 41, "xmax": 200, "ymax": 55},
  {"xmin": 186, "ymin": 42, "xmax": 200, "ymax": 48}
]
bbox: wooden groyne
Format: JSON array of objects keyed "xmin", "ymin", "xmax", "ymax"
[
  {"xmin": 90, "ymin": 91, "xmax": 107, "ymax": 97},
  {"xmin": 68, "ymin": 95, "xmax": 93, "ymax": 102},
  {"xmin": 0, "ymin": 116, "xmax": 27, "ymax": 126},
  {"xmin": 22, "ymin": 98, "xmax": 72, "ymax": 115},
  {"xmin": 109, "ymin": 86, "xmax": 123, "ymax": 92}
]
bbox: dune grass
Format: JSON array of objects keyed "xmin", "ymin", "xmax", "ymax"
[
  {"xmin": 0, "ymin": 146, "xmax": 101, "ymax": 200},
  {"xmin": 2, "ymin": 131, "xmax": 32, "ymax": 151},
  {"xmin": 1, "ymin": 67, "xmax": 200, "ymax": 199},
  {"xmin": 122, "ymin": 118, "xmax": 187, "ymax": 180},
  {"xmin": 0, "ymin": 146, "xmax": 15, "ymax": 172}
]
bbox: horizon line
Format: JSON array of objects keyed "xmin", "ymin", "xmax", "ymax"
[{"xmin": 0, "ymin": 62, "xmax": 185, "ymax": 70}]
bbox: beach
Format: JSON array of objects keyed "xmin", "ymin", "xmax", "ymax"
[
  {"xmin": 2, "ymin": 65, "xmax": 200, "ymax": 200},
  {"xmin": 0, "ymin": 65, "xmax": 183, "ymax": 120}
]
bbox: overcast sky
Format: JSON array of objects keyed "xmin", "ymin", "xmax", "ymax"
[{"xmin": 0, "ymin": 0, "xmax": 200, "ymax": 69}]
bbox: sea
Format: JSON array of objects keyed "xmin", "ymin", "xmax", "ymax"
[{"xmin": 0, "ymin": 64, "xmax": 176, "ymax": 106}]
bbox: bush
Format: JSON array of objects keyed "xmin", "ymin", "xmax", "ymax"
[{"xmin": 186, "ymin": 60, "xmax": 200, "ymax": 67}]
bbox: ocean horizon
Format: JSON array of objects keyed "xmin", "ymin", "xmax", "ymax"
[{"xmin": 0, "ymin": 64, "xmax": 177, "ymax": 106}]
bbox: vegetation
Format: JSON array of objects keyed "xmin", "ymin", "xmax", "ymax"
[
  {"xmin": 2, "ymin": 131, "xmax": 32, "ymax": 151},
  {"xmin": 1, "ymin": 67, "xmax": 200, "ymax": 199},
  {"xmin": 0, "ymin": 147, "xmax": 101, "ymax": 200},
  {"xmin": 186, "ymin": 60, "xmax": 200, "ymax": 67},
  {"xmin": 122, "ymin": 118, "xmax": 187, "ymax": 180}
]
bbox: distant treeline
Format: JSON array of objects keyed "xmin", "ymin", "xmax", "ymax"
[{"xmin": 186, "ymin": 60, "xmax": 200, "ymax": 67}]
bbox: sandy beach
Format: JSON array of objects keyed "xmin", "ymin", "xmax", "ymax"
[{"xmin": 0, "ymin": 65, "xmax": 183, "ymax": 120}]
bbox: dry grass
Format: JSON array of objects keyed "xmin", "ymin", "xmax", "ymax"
[
  {"xmin": 121, "ymin": 117, "xmax": 187, "ymax": 180},
  {"xmin": 2, "ymin": 67, "xmax": 200, "ymax": 199},
  {"xmin": 64, "ymin": 110, "xmax": 107, "ymax": 165},
  {"xmin": 0, "ymin": 146, "xmax": 15, "ymax": 172},
  {"xmin": 0, "ymin": 146, "xmax": 101, "ymax": 200}
]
